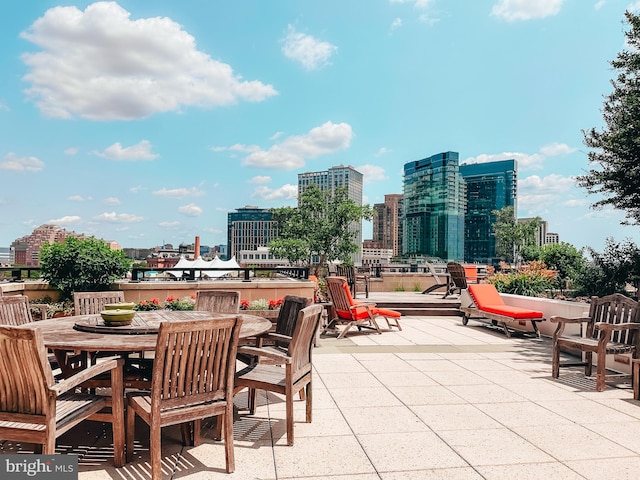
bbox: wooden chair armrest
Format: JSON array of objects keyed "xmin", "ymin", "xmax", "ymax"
[
  {"xmin": 236, "ymin": 346, "xmax": 291, "ymax": 364},
  {"xmin": 349, "ymin": 303, "xmax": 376, "ymax": 311},
  {"xmin": 595, "ymin": 322, "xmax": 640, "ymax": 332},
  {"xmin": 51, "ymin": 356, "xmax": 124, "ymax": 395},
  {"xmin": 549, "ymin": 316, "xmax": 590, "ymax": 324}
]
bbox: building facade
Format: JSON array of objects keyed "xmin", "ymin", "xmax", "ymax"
[
  {"xmin": 227, "ymin": 206, "xmax": 278, "ymax": 262},
  {"xmin": 298, "ymin": 165, "xmax": 364, "ymax": 265},
  {"xmin": 373, "ymin": 193, "xmax": 403, "ymax": 257},
  {"xmin": 10, "ymin": 224, "xmax": 85, "ymax": 267},
  {"xmin": 402, "ymin": 152, "xmax": 465, "ymax": 261},
  {"xmin": 460, "ymin": 159, "xmax": 517, "ymax": 264}
]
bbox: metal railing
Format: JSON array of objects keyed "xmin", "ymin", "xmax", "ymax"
[{"xmin": 130, "ymin": 266, "xmax": 309, "ymax": 282}]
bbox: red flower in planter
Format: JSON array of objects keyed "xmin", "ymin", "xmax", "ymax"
[{"xmin": 240, "ymin": 299, "xmax": 249, "ymax": 310}]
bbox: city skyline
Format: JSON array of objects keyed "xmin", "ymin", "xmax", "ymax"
[{"xmin": 2, "ymin": 1, "xmax": 640, "ymax": 253}]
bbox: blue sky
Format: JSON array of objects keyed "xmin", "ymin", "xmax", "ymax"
[{"xmin": 2, "ymin": 0, "xmax": 640, "ymax": 253}]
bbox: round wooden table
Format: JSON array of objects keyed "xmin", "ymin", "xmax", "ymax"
[{"xmin": 35, "ymin": 310, "xmax": 272, "ymax": 353}]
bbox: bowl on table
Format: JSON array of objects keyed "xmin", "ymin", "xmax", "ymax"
[
  {"xmin": 100, "ymin": 309, "xmax": 135, "ymax": 326},
  {"xmin": 104, "ymin": 302, "xmax": 136, "ymax": 310}
]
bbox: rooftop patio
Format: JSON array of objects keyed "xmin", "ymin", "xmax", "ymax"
[{"xmin": 3, "ymin": 293, "xmax": 640, "ymax": 479}]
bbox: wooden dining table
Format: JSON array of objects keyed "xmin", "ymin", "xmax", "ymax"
[{"xmin": 34, "ymin": 310, "xmax": 272, "ymax": 354}]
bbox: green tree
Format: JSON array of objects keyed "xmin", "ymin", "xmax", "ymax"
[
  {"xmin": 578, "ymin": 11, "xmax": 640, "ymax": 224},
  {"xmin": 538, "ymin": 242, "xmax": 586, "ymax": 293},
  {"xmin": 269, "ymin": 185, "xmax": 374, "ymax": 275},
  {"xmin": 492, "ymin": 206, "xmax": 540, "ymax": 265},
  {"xmin": 574, "ymin": 237, "xmax": 640, "ymax": 297},
  {"xmin": 40, "ymin": 236, "xmax": 133, "ymax": 301}
]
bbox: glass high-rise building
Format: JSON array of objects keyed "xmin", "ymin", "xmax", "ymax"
[
  {"xmin": 298, "ymin": 165, "xmax": 364, "ymax": 265},
  {"xmin": 460, "ymin": 159, "xmax": 517, "ymax": 264},
  {"xmin": 402, "ymin": 152, "xmax": 465, "ymax": 261}
]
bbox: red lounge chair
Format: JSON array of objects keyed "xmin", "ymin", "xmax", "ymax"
[
  {"xmin": 460, "ymin": 283, "xmax": 545, "ymax": 337},
  {"xmin": 324, "ymin": 276, "xmax": 401, "ymax": 339}
]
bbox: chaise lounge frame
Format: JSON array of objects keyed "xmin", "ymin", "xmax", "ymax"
[{"xmin": 460, "ymin": 284, "xmax": 545, "ymax": 338}]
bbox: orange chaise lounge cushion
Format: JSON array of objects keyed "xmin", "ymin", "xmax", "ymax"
[
  {"xmin": 467, "ymin": 284, "xmax": 543, "ymax": 320},
  {"xmin": 335, "ymin": 281, "xmax": 401, "ymax": 321}
]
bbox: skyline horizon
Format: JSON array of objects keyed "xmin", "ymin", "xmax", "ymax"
[{"xmin": 3, "ymin": 1, "xmax": 640, "ymax": 253}]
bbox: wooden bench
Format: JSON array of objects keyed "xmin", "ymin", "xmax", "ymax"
[{"xmin": 459, "ymin": 283, "xmax": 545, "ymax": 337}]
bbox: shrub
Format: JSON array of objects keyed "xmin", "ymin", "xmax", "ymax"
[
  {"xmin": 164, "ymin": 295, "xmax": 196, "ymax": 311},
  {"xmin": 488, "ymin": 261, "xmax": 556, "ymax": 296},
  {"xmin": 134, "ymin": 298, "xmax": 161, "ymax": 311},
  {"xmin": 40, "ymin": 236, "xmax": 132, "ymax": 301}
]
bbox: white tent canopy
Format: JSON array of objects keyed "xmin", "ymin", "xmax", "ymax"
[{"xmin": 168, "ymin": 255, "xmax": 240, "ymax": 279}]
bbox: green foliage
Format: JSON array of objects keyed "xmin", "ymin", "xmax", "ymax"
[
  {"xmin": 578, "ymin": 11, "xmax": 640, "ymax": 225},
  {"xmin": 537, "ymin": 242, "xmax": 586, "ymax": 293},
  {"xmin": 492, "ymin": 206, "xmax": 540, "ymax": 265},
  {"xmin": 134, "ymin": 298, "xmax": 161, "ymax": 311},
  {"xmin": 488, "ymin": 261, "xmax": 556, "ymax": 296},
  {"xmin": 269, "ymin": 185, "xmax": 374, "ymax": 274},
  {"xmin": 573, "ymin": 237, "xmax": 640, "ymax": 297},
  {"xmin": 163, "ymin": 295, "xmax": 195, "ymax": 311},
  {"xmin": 40, "ymin": 237, "xmax": 133, "ymax": 301}
]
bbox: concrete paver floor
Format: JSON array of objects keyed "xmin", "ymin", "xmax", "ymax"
[{"xmin": 3, "ymin": 314, "xmax": 640, "ymax": 480}]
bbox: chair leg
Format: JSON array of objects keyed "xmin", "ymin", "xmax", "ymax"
[
  {"xmin": 336, "ymin": 322, "xmax": 354, "ymax": 339},
  {"xmin": 286, "ymin": 384, "xmax": 294, "ymax": 446},
  {"xmin": 224, "ymin": 407, "xmax": 235, "ymax": 473},
  {"xmin": 552, "ymin": 342, "xmax": 560, "ymax": 378},
  {"xmin": 111, "ymin": 366, "xmax": 125, "ymax": 468},
  {"xmin": 150, "ymin": 423, "xmax": 163, "ymax": 480},
  {"xmin": 585, "ymin": 352, "xmax": 593, "ymax": 376},
  {"xmin": 248, "ymin": 388, "xmax": 257, "ymax": 415},
  {"xmin": 596, "ymin": 350, "xmax": 606, "ymax": 392},
  {"xmin": 305, "ymin": 381, "xmax": 312, "ymax": 423},
  {"xmin": 126, "ymin": 405, "xmax": 136, "ymax": 462}
]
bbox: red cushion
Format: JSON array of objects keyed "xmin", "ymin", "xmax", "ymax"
[
  {"xmin": 478, "ymin": 304, "xmax": 543, "ymax": 319},
  {"xmin": 335, "ymin": 305, "xmax": 401, "ymax": 321},
  {"xmin": 467, "ymin": 283, "xmax": 543, "ymax": 319}
]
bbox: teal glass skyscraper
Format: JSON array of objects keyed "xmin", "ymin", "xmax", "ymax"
[
  {"xmin": 402, "ymin": 152, "xmax": 465, "ymax": 261},
  {"xmin": 460, "ymin": 159, "xmax": 517, "ymax": 264}
]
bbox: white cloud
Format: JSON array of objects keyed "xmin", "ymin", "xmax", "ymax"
[
  {"xmin": 153, "ymin": 187, "xmax": 204, "ymax": 198},
  {"xmin": 0, "ymin": 153, "xmax": 44, "ymax": 172},
  {"xmin": 594, "ymin": 0, "xmax": 607, "ymax": 10},
  {"xmin": 390, "ymin": 0, "xmax": 434, "ymax": 8},
  {"xmin": 159, "ymin": 221, "xmax": 181, "ymax": 228},
  {"xmin": 241, "ymin": 121, "xmax": 353, "ymax": 169},
  {"xmin": 376, "ymin": 147, "xmax": 391, "ymax": 156},
  {"xmin": 251, "ymin": 184, "xmax": 298, "ymax": 201},
  {"xmin": 629, "ymin": 1, "xmax": 640, "ymax": 12},
  {"xmin": 94, "ymin": 140, "xmax": 158, "ymax": 161},
  {"xmin": 281, "ymin": 25, "xmax": 337, "ymax": 71},
  {"xmin": 0, "ymin": 101, "xmax": 9, "ymax": 111},
  {"xmin": 250, "ymin": 176, "xmax": 272, "ymax": 184},
  {"xmin": 539, "ymin": 142, "xmax": 576, "ymax": 156},
  {"xmin": 20, "ymin": 2, "xmax": 277, "ymax": 120},
  {"xmin": 357, "ymin": 164, "xmax": 387, "ymax": 184},
  {"xmin": 491, "ymin": 0, "xmax": 564, "ymax": 21},
  {"xmin": 564, "ymin": 199, "xmax": 587, "ymax": 207},
  {"xmin": 518, "ymin": 174, "xmax": 577, "ymax": 210},
  {"xmin": 391, "ymin": 18, "xmax": 403, "ymax": 30},
  {"xmin": 104, "ymin": 197, "xmax": 120, "ymax": 205},
  {"xmin": 178, "ymin": 203, "xmax": 203, "ymax": 216},
  {"xmin": 462, "ymin": 151, "xmax": 545, "ymax": 170},
  {"xmin": 95, "ymin": 211, "xmax": 143, "ymax": 223},
  {"xmin": 64, "ymin": 147, "xmax": 78, "ymax": 155},
  {"xmin": 48, "ymin": 215, "xmax": 82, "ymax": 225},
  {"xmin": 67, "ymin": 195, "xmax": 89, "ymax": 202}
]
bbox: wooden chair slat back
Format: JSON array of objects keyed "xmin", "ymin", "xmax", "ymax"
[
  {"xmin": 447, "ymin": 262, "xmax": 468, "ymax": 290},
  {"xmin": 0, "ymin": 326, "xmax": 52, "ymax": 416},
  {"xmin": 287, "ymin": 304, "xmax": 323, "ymax": 373},
  {"xmin": 275, "ymin": 295, "xmax": 312, "ymax": 338},
  {"xmin": 326, "ymin": 276, "xmax": 354, "ymax": 313},
  {"xmin": 74, "ymin": 291, "xmax": 125, "ymax": 315},
  {"xmin": 0, "ymin": 295, "xmax": 34, "ymax": 326},
  {"xmin": 152, "ymin": 317, "xmax": 241, "ymax": 409},
  {"xmin": 195, "ymin": 290, "xmax": 240, "ymax": 313},
  {"xmin": 588, "ymin": 293, "xmax": 640, "ymax": 345}
]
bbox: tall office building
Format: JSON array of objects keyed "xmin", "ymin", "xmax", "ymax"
[
  {"xmin": 298, "ymin": 165, "xmax": 364, "ymax": 265},
  {"xmin": 227, "ymin": 206, "xmax": 278, "ymax": 262},
  {"xmin": 461, "ymin": 159, "xmax": 517, "ymax": 264},
  {"xmin": 403, "ymin": 152, "xmax": 465, "ymax": 261},
  {"xmin": 372, "ymin": 194, "xmax": 403, "ymax": 257}
]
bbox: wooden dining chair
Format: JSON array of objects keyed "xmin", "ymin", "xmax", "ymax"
[
  {"xmin": 0, "ymin": 325, "xmax": 125, "ymax": 466},
  {"xmin": 0, "ymin": 294, "xmax": 48, "ymax": 325},
  {"xmin": 195, "ymin": 290, "xmax": 240, "ymax": 313},
  {"xmin": 74, "ymin": 291, "xmax": 126, "ymax": 315},
  {"xmin": 126, "ymin": 315, "xmax": 243, "ymax": 477},
  {"xmin": 235, "ymin": 304, "xmax": 323, "ymax": 446}
]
